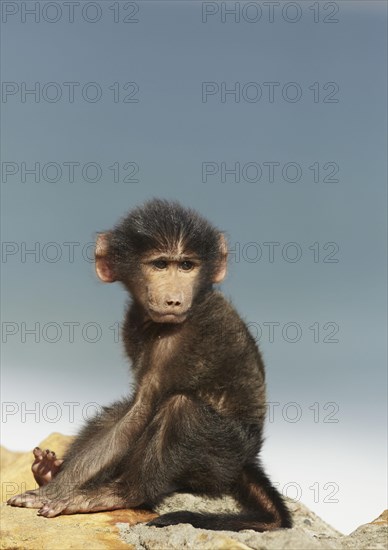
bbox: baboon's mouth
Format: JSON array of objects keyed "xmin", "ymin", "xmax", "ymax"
[{"xmin": 148, "ymin": 309, "xmax": 188, "ymax": 324}]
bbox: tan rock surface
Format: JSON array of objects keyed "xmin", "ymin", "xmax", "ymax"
[
  {"xmin": 0, "ymin": 433, "xmax": 156, "ymax": 550},
  {"xmin": 1, "ymin": 432, "xmax": 74, "ymax": 502},
  {"xmin": 1, "ymin": 434, "xmax": 387, "ymax": 550},
  {"xmin": 0, "ymin": 504, "xmax": 156, "ymax": 550},
  {"xmin": 0, "ymin": 447, "xmax": 22, "ymax": 470},
  {"xmin": 370, "ymin": 510, "xmax": 388, "ymax": 525}
]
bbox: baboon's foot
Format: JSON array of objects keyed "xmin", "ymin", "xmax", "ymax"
[
  {"xmin": 7, "ymin": 489, "xmax": 46, "ymax": 508},
  {"xmin": 32, "ymin": 447, "xmax": 64, "ymax": 486},
  {"xmin": 37, "ymin": 490, "xmax": 127, "ymax": 518}
]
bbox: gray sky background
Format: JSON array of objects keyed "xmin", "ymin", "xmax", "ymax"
[{"xmin": 1, "ymin": 0, "xmax": 387, "ymax": 535}]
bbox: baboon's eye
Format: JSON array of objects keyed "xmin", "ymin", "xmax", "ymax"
[
  {"xmin": 180, "ymin": 261, "xmax": 194, "ymax": 271},
  {"xmin": 152, "ymin": 260, "xmax": 168, "ymax": 270}
]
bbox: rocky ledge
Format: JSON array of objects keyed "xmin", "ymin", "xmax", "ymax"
[{"xmin": 1, "ymin": 434, "xmax": 387, "ymax": 550}]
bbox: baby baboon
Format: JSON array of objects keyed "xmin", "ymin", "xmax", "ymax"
[{"xmin": 8, "ymin": 199, "xmax": 292, "ymax": 531}]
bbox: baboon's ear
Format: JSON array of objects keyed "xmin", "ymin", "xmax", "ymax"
[
  {"xmin": 95, "ymin": 233, "xmax": 116, "ymax": 283},
  {"xmin": 212, "ymin": 233, "xmax": 228, "ymax": 284}
]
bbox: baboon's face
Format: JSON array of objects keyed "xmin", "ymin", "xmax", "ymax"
[
  {"xmin": 132, "ymin": 252, "xmax": 201, "ymax": 324},
  {"xmin": 95, "ymin": 210, "xmax": 228, "ymax": 325}
]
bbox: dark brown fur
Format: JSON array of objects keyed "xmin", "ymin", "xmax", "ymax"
[{"xmin": 8, "ymin": 199, "xmax": 292, "ymax": 530}]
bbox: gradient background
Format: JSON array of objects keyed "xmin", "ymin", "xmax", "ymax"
[{"xmin": 1, "ymin": 0, "xmax": 386, "ymax": 536}]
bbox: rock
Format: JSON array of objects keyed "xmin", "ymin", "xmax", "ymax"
[
  {"xmin": 0, "ymin": 446, "xmax": 23, "ymax": 469},
  {"xmin": 1, "ymin": 433, "xmax": 387, "ymax": 550},
  {"xmin": 0, "ymin": 504, "xmax": 156, "ymax": 550},
  {"xmin": 119, "ymin": 496, "xmax": 344, "ymax": 550},
  {"xmin": 0, "ymin": 434, "xmax": 156, "ymax": 549},
  {"xmin": 1, "ymin": 432, "xmax": 74, "ymax": 503},
  {"xmin": 342, "ymin": 511, "xmax": 388, "ymax": 550},
  {"xmin": 119, "ymin": 502, "xmax": 388, "ymax": 550},
  {"xmin": 370, "ymin": 510, "xmax": 388, "ymax": 525}
]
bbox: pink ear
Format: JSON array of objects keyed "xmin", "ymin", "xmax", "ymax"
[
  {"xmin": 213, "ymin": 233, "xmax": 228, "ymax": 283},
  {"xmin": 95, "ymin": 233, "xmax": 116, "ymax": 283}
]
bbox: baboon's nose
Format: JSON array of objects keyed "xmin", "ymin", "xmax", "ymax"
[{"xmin": 166, "ymin": 298, "xmax": 182, "ymax": 307}]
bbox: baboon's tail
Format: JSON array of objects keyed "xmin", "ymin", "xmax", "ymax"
[{"xmin": 147, "ymin": 462, "xmax": 292, "ymax": 532}]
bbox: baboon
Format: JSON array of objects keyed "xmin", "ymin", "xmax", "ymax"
[{"xmin": 8, "ymin": 199, "xmax": 292, "ymax": 531}]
